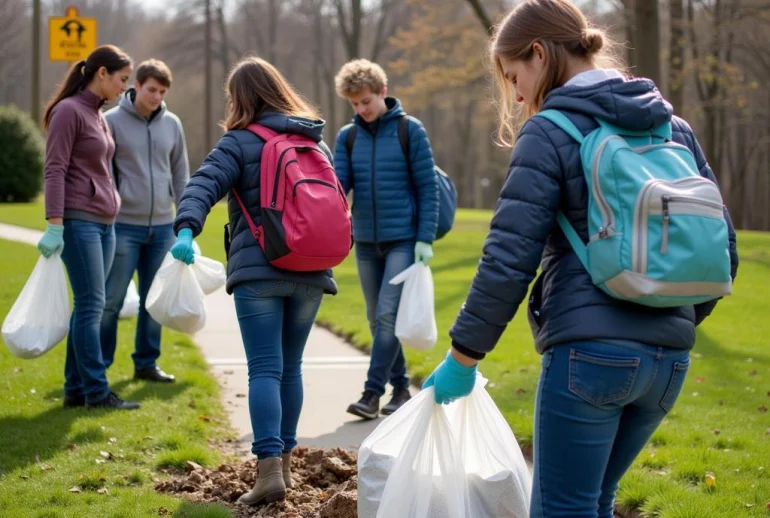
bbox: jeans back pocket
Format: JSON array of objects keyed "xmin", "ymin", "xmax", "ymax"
[
  {"xmin": 659, "ymin": 359, "xmax": 690, "ymax": 413},
  {"xmin": 569, "ymin": 349, "xmax": 640, "ymax": 407}
]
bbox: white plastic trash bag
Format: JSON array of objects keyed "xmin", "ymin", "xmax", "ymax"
[
  {"xmin": 119, "ymin": 279, "xmax": 140, "ymax": 319},
  {"xmin": 146, "ymin": 254, "xmax": 203, "ymax": 334},
  {"xmin": 192, "ymin": 255, "xmax": 226, "ymax": 295},
  {"xmin": 358, "ymin": 374, "xmax": 532, "ymax": 518},
  {"xmin": 2, "ymin": 254, "xmax": 70, "ymax": 359},
  {"xmin": 389, "ymin": 263, "xmax": 437, "ymax": 350}
]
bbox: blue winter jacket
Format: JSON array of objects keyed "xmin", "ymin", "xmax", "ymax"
[
  {"xmin": 173, "ymin": 112, "xmax": 337, "ymax": 295},
  {"xmin": 450, "ymin": 76, "xmax": 739, "ymax": 359},
  {"xmin": 333, "ymin": 97, "xmax": 439, "ymax": 244}
]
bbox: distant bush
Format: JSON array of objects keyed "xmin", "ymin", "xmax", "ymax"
[{"xmin": 0, "ymin": 105, "xmax": 45, "ymax": 202}]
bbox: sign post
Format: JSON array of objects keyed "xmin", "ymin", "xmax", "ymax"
[{"xmin": 49, "ymin": 5, "xmax": 97, "ymax": 63}]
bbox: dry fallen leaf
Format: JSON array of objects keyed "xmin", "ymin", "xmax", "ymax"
[
  {"xmin": 68, "ymin": 486, "xmax": 81, "ymax": 493},
  {"xmin": 235, "ymin": 393, "xmax": 246, "ymax": 398},
  {"xmin": 95, "ymin": 459, "xmax": 106, "ymax": 465},
  {"xmin": 759, "ymin": 406, "xmax": 768, "ymax": 414},
  {"xmin": 197, "ymin": 415, "xmax": 210, "ymax": 422},
  {"xmin": 696, "ymin": 377, "xmax": 705, "ymax": 383},
  {"xmin": 516, "ymin": 388, "xmax": 527, "ymax": 395},
  {"xmin": 158, "ymin": 507, "xmax": 171, "ymax": 516},
  {"xmin": 96, "ymin": 487, "xmax": 110, "ymax": 495},
  {"xmin": 67, "ymin": 443, "xmax": 77, "ymax": 452},
  {"xmin": 713, "ymin": 429, "xmax": 721, "ymax": 435},
  {"xmin": 40, "ymin": 464, "xmax": 53, "ymax": 471},
  {"xmin": 99, "ymin": 451, "xmax": 113, "ymax": 460},
  {"xmin": 748, "ymin": 370, "xmax": 757, "ymax": 376},
  {"xmin": 108, "ymin": 437, "xmax": 117, "ymax": 444}
]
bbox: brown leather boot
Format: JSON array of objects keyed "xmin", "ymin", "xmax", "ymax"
[
  {"xmin": 281, "ymin": 452, "xmax": 293, "ymax": 489},
  {"xmin": 237, "ymin": 457, "xmax": 286, "ymax": 506}
]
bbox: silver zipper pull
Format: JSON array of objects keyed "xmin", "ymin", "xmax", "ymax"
[{"xmin": 661, "ymin": 195, "xmax": 670, "ymax": 254}]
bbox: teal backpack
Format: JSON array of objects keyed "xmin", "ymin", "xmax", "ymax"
[{"xmin": 535, "ymin": 110, "xmax": 733, "ymax": 308}]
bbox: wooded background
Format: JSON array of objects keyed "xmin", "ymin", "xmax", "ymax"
[{"xmin": 2, "ymin": 0, "xmax": 769, "ymax": 230}]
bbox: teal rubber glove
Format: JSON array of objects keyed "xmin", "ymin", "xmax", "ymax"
[
  {"xmin": 422, "ymin": 350, "xmax": 478, "ymax": 404},
  {"xmin": 415, "ymin": 241, "xmax": 433, "ymax": 265},
  {"xmin": 171, "ymin": 228, "xmax": 195, "ymax": 264},
  {"xmin": 37, "ymin": 224, "xmax": 64, "ymax": 258}
]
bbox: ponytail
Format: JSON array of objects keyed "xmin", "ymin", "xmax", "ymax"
[
  {"xmin": 42, "ymin": 45, "xmax": 132, "ymax": 130},
  {"xmin": 43, "ymin": 60, "xmax": 87, "ymax": 130}
]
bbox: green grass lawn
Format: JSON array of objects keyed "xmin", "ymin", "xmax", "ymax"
[
  {"xmin": 2, "ymin": 201, "xmax": 769, "ymax": 517},
  {"xmin": 0, "ymin": 238, "xmax": 234, "ymax": 517}
]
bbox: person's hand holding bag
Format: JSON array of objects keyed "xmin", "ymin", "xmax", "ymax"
[
  {"xmin": 171, "ymin": 228, "xmax": 195, "ymax": 264},
  {"xmin": 422, "ymin": 348, "xmax": 478, "ymax": 404}
]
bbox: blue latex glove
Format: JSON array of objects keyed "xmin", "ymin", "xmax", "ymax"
[
  {"xmin": 414, "ymin": 241, "xmax": 433, "ymax": 265},
  {"xmin": 37, "ymin": 224, "xmax": 64, "ymax": 258},
  {"xmin": 171, "ymin": 228, "xmax": 195, "ymax": 264},
  {"xmin": 422, "ymin": 350, "xmax": 478, "ymax": 404}
]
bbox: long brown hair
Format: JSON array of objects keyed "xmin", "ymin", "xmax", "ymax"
[
  {"xmin": 43, "ymin": 45, "xmax": 132, "ymax": 130},
  {"xmin": 222, "ymin": 57, "xmax": 319, "ymax": 131},
  {"xmin": 490, "ymin": 0, "xmax": 625, "ymax": 146}
]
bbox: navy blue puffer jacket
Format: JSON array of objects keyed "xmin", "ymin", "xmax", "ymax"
[
  {"xmin": 333, "ymin": 97, "xmax": 439, "ymax": 244},
  {"xmin": 450, "ymin": 75, "xmax": 739, "ymax": 358},
  {"xmin": 173, "ymin": 112, "xmax": 337, "ymax": 295}
]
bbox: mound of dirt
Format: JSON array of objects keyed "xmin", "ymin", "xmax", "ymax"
[{"xmin": 155, "ymin": 446, "xmax": 358, "ymax": 518}]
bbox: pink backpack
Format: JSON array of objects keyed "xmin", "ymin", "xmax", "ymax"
[{"xmin": 231, "ymin": 123, "xmax": 352, "ymax": 272}]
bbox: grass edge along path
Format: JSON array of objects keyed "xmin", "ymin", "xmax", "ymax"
[{"xmin": 0, "ymin": 238, "xmax": 237, "ymax": 518}]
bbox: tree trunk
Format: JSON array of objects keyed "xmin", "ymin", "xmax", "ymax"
[
  {"xmin": 669, "ymin": 0, "xmax": 685, "ymax": 113},
  {"xmin": 268, "ymin": 0, "xmax": 278, "ymax": 64},
  {"xmin": 622, "ymin": 0, "xmax": 636, "ymax": 70},
  {"xmin": 634, "ymin": 0, "xmax": 661, "ymax": 82}
]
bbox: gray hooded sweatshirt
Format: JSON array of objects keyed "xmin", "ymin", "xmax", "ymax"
[{"xmin": 105, "ymin": 89, "xmax": 189, "ymax": 226}]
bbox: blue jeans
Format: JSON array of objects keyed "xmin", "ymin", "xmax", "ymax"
[
  {"xmin": 355, "ymin": 241, "xmax": 414, "ymax": 396},
  {"xmin": 233, "ymin": 280, "xmax": 323, "ymax": 459},
  {"xmin": 100, "ymin": 223, "xmax": 174, "ymax": 370},
  {"xmin": 60, "ymin": 220, "xmax": 116, "ymax": 403},
  {"xmin": 531, "ymin": 340, "xmax": 690, "ymax": 518}
]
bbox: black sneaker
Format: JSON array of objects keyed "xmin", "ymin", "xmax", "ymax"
[
  {"xmin": 346, "ymin": 390, "xmax": 380, "ymax": 420},
  {"xmin": 62, "ymin": 394, "xmax": 85, "ymax": 409},
  {"xmin": 381, "ymin": 387, "xmax": 411, "ymax": 416},
  {"xmin": 134, "ymin": 366, "xmax": 175, "ymax": 383},
  {"xmin": 86, "ymin": 392, "xmax": 141, "ymax": 410}
]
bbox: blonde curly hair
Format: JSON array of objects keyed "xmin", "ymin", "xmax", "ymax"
[{"xmin": 335, "ymin": 59, "xmax": 388, "ymax": 98}]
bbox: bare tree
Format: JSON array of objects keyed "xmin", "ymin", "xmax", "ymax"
[{"xmin": 669, "ymin": 0, "xmax": 685, "ymax": 112}]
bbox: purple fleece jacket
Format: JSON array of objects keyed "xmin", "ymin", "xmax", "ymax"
[{"xmin": 44, "ymin": 89, "xmax": 120, "ymax": 223}]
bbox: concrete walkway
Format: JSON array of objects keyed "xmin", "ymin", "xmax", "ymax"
[{"xmin": 0, "ymin": 222, "xmax": 385, "ymax": 456}]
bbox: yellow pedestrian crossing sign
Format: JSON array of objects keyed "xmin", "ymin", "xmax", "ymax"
[{"xmin": 49, "ymin": 6, "xmax": 97, "ymax": 62}]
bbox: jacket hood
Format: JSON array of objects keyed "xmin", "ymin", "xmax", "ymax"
[
  {"xmin": 353, "ymin": 96, "xmax": 406, "ymax": 127},
  {"xmin": 256, "ymin": 111, "xmax": 326, "ymax": 143},
  {"xmin": 118, "ymin": 88, "xmax": 167, "ymax": 121},
  {"xmin": 542, "ymin": 76, "xmax": 673, "ymax": 131}
]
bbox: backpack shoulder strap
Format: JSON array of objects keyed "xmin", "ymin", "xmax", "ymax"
[
  {"xmin": 533, "ymin": 111, "xmax": 590, "ymax": 270},
  {"xmin": 345, "ymin": 125, "xmax": 358, "ymax": 159},
  {"xmin": 535, "ymin": 110, "xmax": 585, "ymax": 144},
  {"xmin": 398, "ymin": 116, "xmax": 412, "ymax": 174},
  {"xmin": 245, "ymin": 123, "xmax": 279, "ymax": 142}
]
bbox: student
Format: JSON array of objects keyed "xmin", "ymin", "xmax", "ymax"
[
  {"xmin": 39, "ymin": 44, "xmax": 140, "ymax": 410},
  {"xmin": 333, "ymin": 59, "xmax": 439, "ymax": 420},
  {"xmin": 170, "ymin": 57, "xmax": 337, "ymax": 507},
  {"xmin": 421, "ymin": 1, "xmax": 739, "ymax": 516},
  {"xmin": 100, "ymin": 59, "xmax": 190, "ymax": 383}
]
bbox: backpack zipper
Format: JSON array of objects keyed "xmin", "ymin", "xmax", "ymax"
[
  {"xmin": 292, "ymin": 178, "xmax": 336, "ymax": 196},
  {"xmin": 591, "ymin": 136, "xmax": 618, "ymax": 238},
  {"xmin": 634, "ymin": 177, "xmax": 723, "ymax": 271},
  {"xmin": 271, "ymin": 146, "xmax": 324, "ymax": 207}
]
